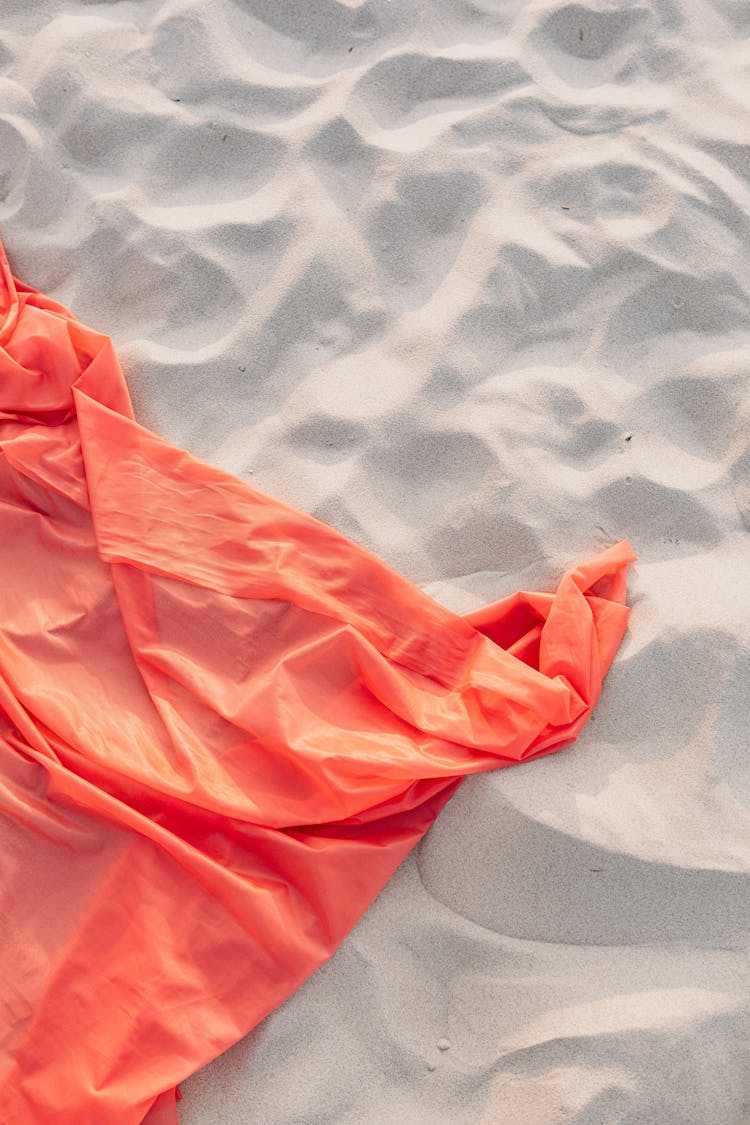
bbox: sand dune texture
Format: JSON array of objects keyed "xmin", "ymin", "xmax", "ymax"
[{"xmin": 1, "ymin": 0, "xmax": 749, "ymax": 1122}]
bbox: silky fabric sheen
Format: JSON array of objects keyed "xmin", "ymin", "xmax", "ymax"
[{"xmin": 0, "ymin": 234, "xmax": 636, "ymax": 1123}]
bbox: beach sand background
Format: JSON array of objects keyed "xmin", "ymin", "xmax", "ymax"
[{"xmin": 1, "ymin": 0, "xmax": 749, "ymax": 1121}]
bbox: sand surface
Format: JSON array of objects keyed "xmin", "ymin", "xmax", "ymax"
[{"xmin": 2, "ymin": 0, "xmax": 749, "ymax": 1121}]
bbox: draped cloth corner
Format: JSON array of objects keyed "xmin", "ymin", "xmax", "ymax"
[{"xmin": 0, "ymin": 233, "xmax": 636, "ymax": 1124}]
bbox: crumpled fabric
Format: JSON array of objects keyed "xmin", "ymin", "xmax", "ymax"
[{"xmin": 0, "ymin": 232, "xmax": 636, "ymax": 1124}]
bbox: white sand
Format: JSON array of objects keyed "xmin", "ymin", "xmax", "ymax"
[{"xmin": 2, "ymin": 0, "xmax": 749, "ymax": 1121}]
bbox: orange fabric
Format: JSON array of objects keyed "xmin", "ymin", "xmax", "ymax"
[
  {"xmin": 0, "ymin": 232, "xmax": 636, "ymax": 1124},
  {"xmin": 142, "ymin": 1088, "xmax": 179, "ymax": 1125}
]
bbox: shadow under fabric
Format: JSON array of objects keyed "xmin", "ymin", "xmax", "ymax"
[{"xmin": 0, "ymin": 232, "xmax": 636, "ymax": 1124}]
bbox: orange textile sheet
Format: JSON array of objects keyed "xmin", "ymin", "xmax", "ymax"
[{"xmin": 0, "ymin": 233, "xmax": 636, "ymax": 1123}]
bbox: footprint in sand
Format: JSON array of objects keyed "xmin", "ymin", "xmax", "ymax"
[
  {"xmin": 362, "ymin": 428, "xmax": 496, "ymax": 524},
  {"xmin": 0, "ymin": 117, "xmax": 31, "ymax": 216},
  {"xmin": 352, "ymin": 51, "xmax": 526, "ymax": 128},
  {"xmin": 365, "ymin": 167, "xmax": 483, "ymax": 308},
  {"xmin": 528, "ymin": 2, "xmax": 651, "ymax": 88}
]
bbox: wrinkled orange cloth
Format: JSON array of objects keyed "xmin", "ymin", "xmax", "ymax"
[{"xmin": 0, "ymin": 233, "xmax": 635, "ymax": 1123}]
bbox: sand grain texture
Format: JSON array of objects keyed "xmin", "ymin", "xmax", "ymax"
[{"xmin": 1, "ymin": 0, "xmax": 749, "ymax": 1121}]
